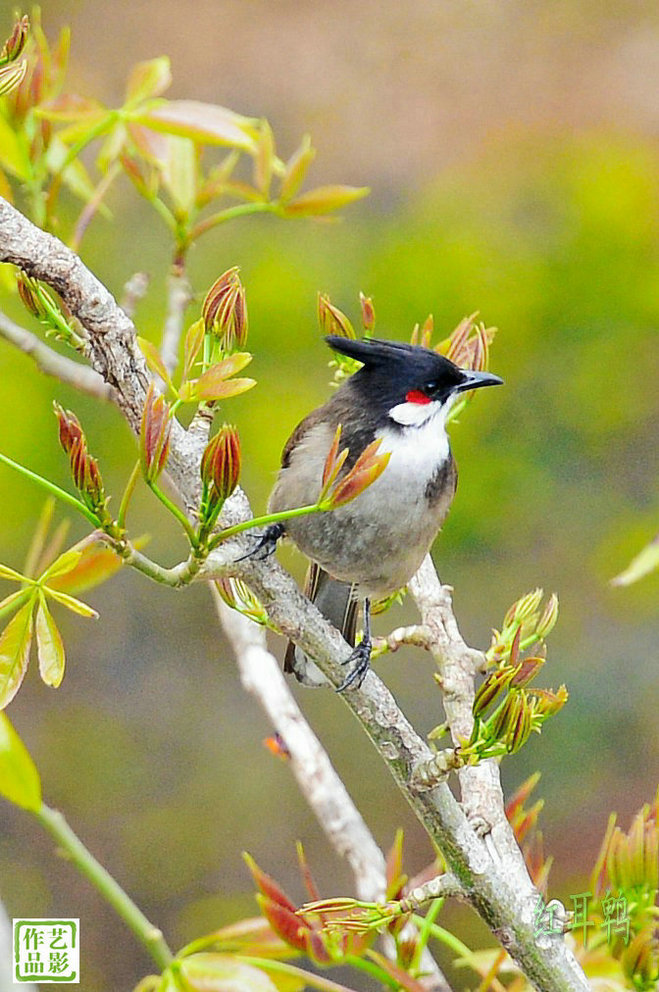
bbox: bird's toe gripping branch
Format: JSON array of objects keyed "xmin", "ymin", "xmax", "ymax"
[
  {"xmin": 235, "ymin": 522, "xmax": 285, "ymax": 562},
  {"xmin": 337, "ymin": 596, "xmax": 373, "ymax": 692}
]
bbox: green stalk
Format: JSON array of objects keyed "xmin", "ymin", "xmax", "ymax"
[
  {"xmin": 189, "ymin": 201, "xmax": 278, "ymax": 241},
  {"xmin": 412, "ymin": 915, "xmax": 478, "ymax": 964},
  {"xmin": 117, "ymin": 460, "xmax": 141, "ymax": 530},
  {"xmin": 410, "ymin": 897, "xmax": 444, "ymax": 971},
  {"xmin": 35, "ymin": 803, "xmax": 174, "ymax": 971},
  {"xmin": 209, "ymin": 502, "xmax": 322, "ymax": 550},
  {"xmin": 0, "ymin": 452, "xmax": 100, "ymax": 527},
  {"xmin": 148, "ymin": 480, "xmax": 198, "ymax": 546},
  {"xmin": 233, "ymin": 956, "xmax": 357, "ymax": 992},
  {"xmin": 346, "ymin": 954, "xmax": 400, "ymax": 989}
]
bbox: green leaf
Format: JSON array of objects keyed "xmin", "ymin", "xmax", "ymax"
[
  {"xmin": 254, "ymin": 119, "xmax": 275, "ymax": 197},
  {"xmin": 283, "ymin": 184, "xmax": 370, "ymax": 216},
  {"xmin": 0, "ymin": 601, "xmax": 34, "ymax": 709},
  {"xmin": 0, "ymin": 589, "xmax": 31, "ymax": 621},
  {"xmin": 37, "ymin": 92, "xmax": 106, "ymax": 124},
  {"xmin": 0, "ymin": 563, "xmax": 28, "ymax": 583},
  {"xmin": 179, "ymin": 352, "xmax": 254, "ymax": 402},
  {"xmin": 40, "ymin": 548, "xmax": 83, "ymax": 582},
  {"xmin": 45, "ymin": 135, "xmax": 99, "ymax": 205},
  {"xmin": 0, "ymin": 712, "xmax": 41, "ymax": 811},
  {"xmin": 279, "ymin": 135, "xmax": 316, "ymax": 204},
  {"xmin": 45, "ymin": 589, "xmax": 98, "ymax": 619},
  {"xmin": 35, "ymin": 596, "xmax": 65, "ymax": 688},
  {"xmin": 182, "ymin": 376, "xmax": 255, "ymax": 403},
  {"xmin": 125, "ymin": 57, "xmax": 172, "ymax": 106},
  {"xmin": 182, "ymin": 319, "xmax": 205, "ymax": 381},
  {"xmin": 134, "ymin": 100, "xmax": 259, "ymax": 151},
  {"xmin": 138, "ymin": 337, "xmax": 174, "ymax": 389},
  {"xmin": 0, "ymin": 115, "xmax": 29, "ymax": 179},
  {"xmin": 161, "ymin": 135, "xmax": 197, "ymax": 214},
  {"xmin": 174, "ymin": 954, "xmax": 278, "ymax": 992},
  {"xmin": 49, "ymin": 538, "xmax": 130, "ymax": 595},
  {"xmin": 611, "ymin": 534, "xmax": 659, "ymax": 587}
]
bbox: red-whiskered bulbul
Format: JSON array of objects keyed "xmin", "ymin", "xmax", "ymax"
[{"xmin": 246, "ymin": 335, "xmax": 502, "ymax": 690}]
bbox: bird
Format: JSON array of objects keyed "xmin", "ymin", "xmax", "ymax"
[{"xmin": 245, "ymin": 334, "xmax": 502, "ymax": 690}]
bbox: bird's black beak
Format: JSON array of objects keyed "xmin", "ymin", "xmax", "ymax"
[{"xmin": 455, "ymin": 369, "xmax": 504, "ymax": 393}]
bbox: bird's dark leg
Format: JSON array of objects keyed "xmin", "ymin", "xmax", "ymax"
[
  {"xmin": 234, "ymin": 522, "xmax": 285, "ymax": 562},
  {"xmin": 337, "ymin": 597, "xmax": 372, "ymax": 692}
]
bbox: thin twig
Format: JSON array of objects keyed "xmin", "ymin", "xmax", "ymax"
[
  {"xmin": 120, "ymin": 272, "xmax": 150, "ymax": 320},
  {"xmin": 161, "ymin": 267, "xmax": 192, "ymax": 378},
  {"xmin": 0, "ymin": 310, "xmax": 114, "ymax": 400}
]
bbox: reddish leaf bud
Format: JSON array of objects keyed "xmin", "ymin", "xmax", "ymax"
[
  {"xmin": 140, "ymin": 384, "xmax": 172, "ymax": 483},
  {"xmin": 54, "ymin": 403, "xmax": 108, "ymax": 518},
  {"xmin": 202, "ymin": 268, "xmax": 248, "ymax": 351},
  {"xmin": 54, "ymin": 403, "xmax": 84, "ymax": 456},
  {"xmin": 536, "ymin": 593, "xmax": 559, "ymax": 639},
  {"xmin": 0, "ymin": 16, "xmax": 29, "ymax": 65},
  {"xmin": 0, "ymin": 60, "xmax": 27, "ymax": 97},
  {"xmin": 200, "ymin": 425, "xmax": 241, "ymax": 518},
  {"xmin": 323, "ymin": 439, "xmax": 391, "ymax": 510},
  {"xmin": 359, "ymin": 292, "xmax": 375, "ymax": 333},
  {"xmin": 16, "ymin": 274, "xmax": 45, "ymax": 318},
  {"xmin": 317, "ymin": 293, "xmax": 355, "ymax": 339}
]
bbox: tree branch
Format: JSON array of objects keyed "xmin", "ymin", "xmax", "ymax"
[
  {"xmin": 0, "ymin": 310, "xmax": 114, "ymax": 400},
  {"xmin": 210, "ymin": 586, "xmax": 451, "ymax": 992},
  {"xmin": 0, "ymin": 195, "xmax": 589, "ymax": 992},
  {"xmin": 161, "ymin": 267, "xmax": 192, "ymax": 378}
]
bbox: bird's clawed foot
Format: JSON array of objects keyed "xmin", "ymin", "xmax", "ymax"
[
  {"xmin": 235, "ymin": 522, "xmax": 285, "ymax": 562},
  {"xmin": 336, "ymin": 636, "xmax": 372, "ymax": 692}
]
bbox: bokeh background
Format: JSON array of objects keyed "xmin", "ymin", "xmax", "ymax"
[{"xmin": 0, "ymin": 1, "xmax": 657, "ymax": 989}]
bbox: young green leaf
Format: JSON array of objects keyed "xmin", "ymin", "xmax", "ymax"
[
  {"xmin": 161, "ymin": 135, "xmax": 197, "ymax": 214},
  {"xmin": 0, "ymin": 601, "xmax": 34, "ymax": 709},
  {"xmin": 49, "ymin": 539, "xmax": 128, "ymax": 595},
  {"xmin": 0, "ymin": 712, "xmax": 42, "ymax": 811},
  {"xmin": 182, "ymin": 318, "xmax": 205, "ymax": 380},
  {"xmin": 0, "ymin": 563, "xmax": 28, "ymax": 583},
  {"xmin": 135, "ymin": 100, "xmax": 259, "ymax": 151},
  {"xmin": 45, "ymin": 589, "xmax": 98, "ymax": 619},
  {"xmin": 35, "ymin": 595, "xmax": 65, "ymax": 688},
  {"xmin": 279, "ymin": 134, "xmax": 316, "ymax": 203},
  {"xmin": 40, "ymin": 548, "xmax": 83, "ymax": 582},
  {"xmin": 137, "ymin": 336, "xmax": 174, "ymax": 390},
  {"xmin": 283, "ymin": 184, "xmax": 370, "ymax": 217},
  {"xmin": 124, "ymin": 56, "xmax": 172, "ymax": 106}
]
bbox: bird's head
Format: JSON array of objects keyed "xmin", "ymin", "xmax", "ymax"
[{"xmin": 326, "ymin": 335, "xmax": 503, "ymax": 428}]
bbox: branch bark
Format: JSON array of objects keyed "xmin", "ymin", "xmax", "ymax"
[
  {"xmin": 0, "ymin": 196, "xmax": 589, "ymax": 992},
  {"xmin": 0, "ymin": 310, "xmax": 114, "ymax": 400}
]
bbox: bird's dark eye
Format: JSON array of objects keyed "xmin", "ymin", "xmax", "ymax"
[{"xmin": 424, "ymin": 380, "xmax": 439, "ymax": 394}]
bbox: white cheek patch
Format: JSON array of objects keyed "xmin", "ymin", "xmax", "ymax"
[{"xmin": 389, "ymin": 398, "xmax": 441, "ymax": 427}]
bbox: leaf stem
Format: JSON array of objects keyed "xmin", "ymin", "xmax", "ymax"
[
  {"xmin": 0, "ymin": 452, "xmax": 100, "ymax": 527},
  {"xmin": 117, "ymin": 460, "xmax": 142, "ymax": 530},
  {"xmin": 147, "ymin": 480, "xmax": 198, "ymax": 546},
  {"xmin": 189, "ymin": 200, "xmax": 279, "ymax": 241},
  {"xmin": 35, "ymin": 803, "xmax": 174, "ymax": 970},
  {"xmin": 209, "ymin": 502, "xmax": 321, "ymax": 549}
]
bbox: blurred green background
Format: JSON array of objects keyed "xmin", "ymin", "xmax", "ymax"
[{"xmin": 0, "ymin": 1, "xmax": 657, "ymax": 989}]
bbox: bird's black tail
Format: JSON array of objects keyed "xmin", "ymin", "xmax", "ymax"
[{"xmin": 284, "ymin": 563, "xmax": 358, "ymax": 687}]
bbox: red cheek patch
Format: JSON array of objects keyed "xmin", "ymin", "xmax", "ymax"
[{"xmin": 405, "ymin": 389, "xmax": 432, "ymax": 405}]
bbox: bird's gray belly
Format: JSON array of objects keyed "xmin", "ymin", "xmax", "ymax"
[{"xmin": 272, "ymin": 438, "xmax": 456, "ymax": 597}]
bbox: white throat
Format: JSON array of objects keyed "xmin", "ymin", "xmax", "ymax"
[{"xmin": 378, "ymin": 395, "xmax": 456, "ymax": 473}]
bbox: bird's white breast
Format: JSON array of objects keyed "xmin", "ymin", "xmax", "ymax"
[{"xmin": 376, "ymin": 400, "xmax": 451, "ymax": 477}]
